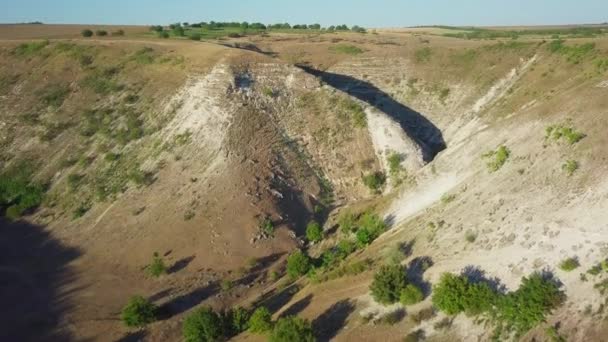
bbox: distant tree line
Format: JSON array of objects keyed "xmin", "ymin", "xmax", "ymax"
[{"xmin": 149, "ymin": 21, "xmax": 366, "ymax": 33}]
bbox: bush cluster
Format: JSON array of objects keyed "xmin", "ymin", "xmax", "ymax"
[
  {"xmin": 432, "ymin": 271, "xmax": 565, "ymax": 337},
  {"xmin": 183, "ymin": 306, "xmax": 251, "ymax": 341}
]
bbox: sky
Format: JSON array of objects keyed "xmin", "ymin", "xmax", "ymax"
[{"xmin": 1, "ymin": 0, "xmax": 607, "ymax": 27}]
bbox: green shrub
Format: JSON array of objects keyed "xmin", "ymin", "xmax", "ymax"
[
  {"xmin": 305, "ymin": 221, "xmax": 323, "ymax": 243},
  {"xmin": 221, "ymin": 279, "xmax": 234, "ymax": 292},
  {"xmin": 72, "ymin": 202, "xmax": 91, "ymax": 219},
  {"xmin": 362, "ymin": 172, "xmax": 386, "ymax": 193},
  {"xmin": 441, "ymin": 193, "xmax": 456, "ymax": 204},
  {"xmin": 562, "ymin": 160, "xmax": 579, "ymax": 176},
  {"xmin": 355, "ymin": 228, "xmax": 373, "ymax": 247},
  {"xmin": 112, "ymin": 29, "xmax": 125, "ymax": 36},
  {"xmin": 400, "ymin": 284, "xmax": 424, "ymax": 305},
  {"xmin": 147, "ymin": 252, "xmax": 167, "ymax": 277},
  {"xmin": 559, "ymin": 257, "xmax": 579, "ymax": 271},
  {"xmin": 370, "ymin": 264, "xmax": 407, "ymax": 305},
  {"xmin": 81, "ymin": 29, "xmax": 94, "ymax": 37},
  {"xmin": 465, "ymin": 230, "xmax": 477, "ymax": 243},
  {"xmin": 329, "ymin": 44, "xmax": 364, "ymax": 55},
  {"xmin": 190, "ymin": 33, "xmax": 202, "ymax": 41},
  {"xmin": 286, "ymin": 250, "xmax": 311, "ymax": 279},
  {"xmin": 269, "ymin": 316, "xmax": 315, "ymax": 342},
  {"xmin": 120, "ymin": 295, "xmax": 156, "ymax": 327},
  {"xmin": 482, "ymin": 145, "xmax": 510, "ymax": 172},
  {"xmin": 159, "ymin": 31, "xmax": 170, "ymax": 39},
  {"xmin": 248, "ymin": 307, "xmax": 273, "ymax": 333},
  {"xmin": 259, "ymin": 217, "xmax": 275, "ymax": 237},
  {"xmin": 95, "ymin": 30, "xmax": 108, "ymax": 37},
  {"xmin": 545, "ymin": 123, "xmax": 585, "ymax": 145},
  {"xmin": 183, "ymin": 307, "xmax": 223, "ymax": 342}
]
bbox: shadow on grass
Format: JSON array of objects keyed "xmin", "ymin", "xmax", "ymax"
[{"xmin": 0, "ymin": 218, "xmax": 82, "ymax": 341}]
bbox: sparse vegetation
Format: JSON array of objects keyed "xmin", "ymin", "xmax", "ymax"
[
  {"xmin": 362, "ymin": 172, "xmax": 386, "ymax": 193},
  {"xmin": 329, "ymin": 44, "xmax": 364, "ymax": 55},
  {"xmin": 259, "ymin": 217, "xmax": 275, "ymax": 237},
  {"xmin": 121, "ymin": 295, "xmax": 157, "ymax": 327},
  {"xmin": 546, "ymin": 122, "xmax": 586, "ymax": 145},
  {"xmin": 147, "ymin": 252, "xmax": 167, "ymax": 277},
  {"xmin": 39, "ymin": 83, "xmax": 70, "ymax": 108},
  {"xmin": 465, "ymin": 230, "xmax": 478, "ymax": 243},
  {"xmin": 414, "ymin": 47, "xmax": 432, "ymax": 63},
  {"xmin": 547, "ymin": 39, "xmax": 596, "ymax": 64},
  {"xmin": 559, "ymin": 257, "xmax": 580, "ymax": 272},
  {"xmin": 562, "ymin": 160, "xmax": 579, "ymax": 176},
  {"xmin": 13, "ymin": 40, "xmax": 49, "ymax": 57},
  {"xmin": 441, "ymin": 193, "xmax": 456, "ymax": 204},
  {"xmin": 482, "ymin": 145, "xmax": 511, "ymax": 172},
  {"xmin": 338, "ymin": 211, "xmax": 356, "ymax": 233}
]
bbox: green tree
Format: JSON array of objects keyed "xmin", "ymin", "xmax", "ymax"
[
  {"xmin": 248, "ymin": 307, "xmax": 273, "ymax": 333},
  {"xmin": 370, "ymin": 264, "xmax": 407, "ymax": 305},
  {"xmin": 183, "ymin": 307, "xmax": 223, "ymax": 342},
  {"xmin": 81, "ymin": 29, "xmax": 93, "ymax": 37},
  {"xmin": 120, "ymin": 296, "xmax": 157, "ymax": 327},
  {"xmin": 305, "ymin": 221, "xmax": 323, "ymax": 243},
  {"xmin": 270, "ymin": 316, "xmax": 316, "ymax": 342},
  {"xmin": 286, "ymin": 250, "xmax": 311, "ymax": 279},
  {"xmin": 495, "ymin": 273, "xmax": 565, "ymax": 335},
  {"xmin": 431, "ymin": 273, "xmax": 470, "ymax": 315}
]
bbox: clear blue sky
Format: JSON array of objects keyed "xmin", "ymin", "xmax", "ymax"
[{"xmin": 1, "ymin": 0, "xmax": 607, "ymax": 27}]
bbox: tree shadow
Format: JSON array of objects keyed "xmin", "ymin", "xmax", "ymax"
[
  {"xmin": 157, "ymin": 281, "xmax": 219, "ymax": 319},
  {"xmin": 297, "ymin": 65, "xmax": 446, "ymax": 162},
  {"xmin": 280, "ymin": 294, "xmax": 313, "ymax": 317},
  {"xmin": 312, "ymin": 300, "xmax": 356, "ymax": 342},
  {"xmin": 0, "ymin": 218, "xmax": 82, "ymax": 342},
  {"xmin": 115, "ymin": 330, "xmax": 147, "ymax": 342},
  {"xmin": 399, "ymin": 239, "xmax": 416, "ymax": 259},
  {"xmin": 167, "ymin": 255, "xmax": 195, "ymax": 274},
  {"xmin": 252, "ymin": 283, "xmax": 302, "ymax": 314},
  {"xmin": 147, "ymin": 288, "xmax": 173, "ymax": 302},
  {"xmin": 407, "ymin": 256, "xmax": 434, "ymax": 296},
  {"xmin": 460, "ymin": 265, "xmax": 508, "ymax": 294}
]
